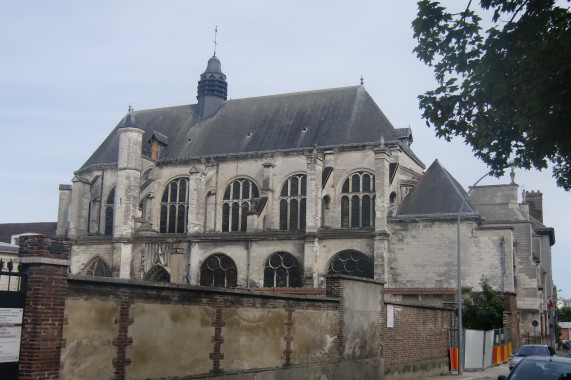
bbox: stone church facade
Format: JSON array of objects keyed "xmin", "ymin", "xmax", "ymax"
[{"xmin": 55, "ymin": 54, "xmax": 556, "ymax": 347}]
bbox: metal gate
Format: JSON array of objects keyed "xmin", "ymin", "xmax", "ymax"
[{"xmin": 0, "ymin": 259, "xmax": 27, "ymax": 380}]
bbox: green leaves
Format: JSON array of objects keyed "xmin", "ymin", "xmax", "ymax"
[
  {"xmin": 462, "ymin": 277, "xmax": 504, "ymax": 331},
  {"xmin": 560, "ymin": 305, "xmax": 571, "ymax": 322},
  {"xmin": 413, "ymin": 0, "xmax": 571, "ymax": 190}
]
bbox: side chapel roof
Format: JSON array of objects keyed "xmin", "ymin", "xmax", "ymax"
[
  {"xmin": 393, "ymin": 159, "xmax": 478, "ymax": 219},
  {"xmin": 0, "ymin": 222, "xmax": 57, "ymax": 244},
  {"xmin": 78, "ymin": 85, "xmax": 416, "ymax": 172}
]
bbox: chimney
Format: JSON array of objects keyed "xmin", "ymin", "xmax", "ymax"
[{"xmin": 523, "ymin": 190, "xmax": 543, "ymax": 223}]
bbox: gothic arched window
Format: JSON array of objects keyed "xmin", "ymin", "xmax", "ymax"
[
  {"xmin": 222, "ymin": 178, "xmax": 259, "ymax": 232},
  {"xmin": 279, "ymin": 174, "xmax": 306, "ymax": 231},
  {"xmin": 341, "ymin": 171, "xmax": 375, "ymax": 228},
  {"xmin": 200, "ymin": 253, "xmax": 238, "ymax": 287},
  {"xmin": 263, "ymin": 252, "xmax": 302, "ymax": 288},
  {"xmin": 145, "ymin": 265, "xmax": 171, "ymax": 283},
  {"xmin": 104, "ymin": 188, "xmax": 115, "ymax": 236},
  {"xmin": 328, "ymin": 250, "xmax": 374, "ymax": 279},
  {"xmin": 81, "ymin": 255, "xmax": 112, "ymax": 277},
  {"xmin": 160, "ymin": 177, "xmax": 189, "ymax": 233}
]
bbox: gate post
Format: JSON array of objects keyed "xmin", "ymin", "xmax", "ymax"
[{"xmin": 17, "ymin": 235, "xmax": 70, "ymax": 380}]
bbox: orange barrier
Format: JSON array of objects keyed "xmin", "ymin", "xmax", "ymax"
[
  {"xmin": 492, "ymin": 343, "xmax": 512, "ymax": 364},
  {"xmin": 450, "ymin": 348, "xmax": 459, "ymax": 370},
  {"xmin": 493, "ymin": 346, "xmax": 500, "ymax": 365}
]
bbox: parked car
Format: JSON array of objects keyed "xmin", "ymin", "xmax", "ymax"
[
  {"xmin": 508, "ymin": 344, "xmax": 556, "ymax": 370},
  {"xmin": 498, "ymin": 356, "xmax": 571, "ymax": 379}
]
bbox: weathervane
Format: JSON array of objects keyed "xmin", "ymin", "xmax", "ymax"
[
  {"xmin": 214, "ymin": 26, "xmax": 218, "ymax": 56},
  {"xmin": 360, "ymin": 75, "xmax": 364, "ymax": 86}
]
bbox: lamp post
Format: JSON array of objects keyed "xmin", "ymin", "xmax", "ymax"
[{"xmin": 456, "ymin": 163, "xmax": 514, "ymax": 374}]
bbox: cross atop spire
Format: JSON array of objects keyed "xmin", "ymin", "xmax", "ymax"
[{"xmin": 213, "ymin": 26, "xmax": 218, "ymax": 56}]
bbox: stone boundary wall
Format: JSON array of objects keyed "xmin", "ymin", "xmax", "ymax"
[
  {"xmin": 61, "ymin": 276, "xmax": 346, "ymax": 379},
  {"xmin": 16, "ymin": 235, "xmax": 460, "ymax": 380}
]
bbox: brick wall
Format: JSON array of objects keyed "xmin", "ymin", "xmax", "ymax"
[
  {"xmin": 382, "ymin": 298, "xmax": 455, "ymax": 380},
  {"xmin": 18, "ymin": 235, "xmax": 71, "ymax": 380},
  {"xmin": 503, "ymin": 292, "xmax": 520, "ymax": 350}
]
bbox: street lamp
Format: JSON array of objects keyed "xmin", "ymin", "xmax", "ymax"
[{"xmin": 454, "ymin": 163, "xmax": 514, "ymax": 374}]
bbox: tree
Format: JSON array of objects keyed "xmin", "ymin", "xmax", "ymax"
[
  {"xmin": 462, "ymin": 277, "xmax": 504, "ymax": 330},
  {"xmin": 559, "ymin": 305, "xmax": 571, "ymax": 321},
  {"xmin": 413, "ymin": 0, "xmax": 571, "ymax": 190}
]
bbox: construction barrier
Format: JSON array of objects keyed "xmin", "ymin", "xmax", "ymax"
[
  {"xmin": 492, "ymin": 328, "xmax": 511, "ymax": 364},
  {"xmin": 450, "ymin": 348, "xmax": 459, "ymax": 371}
]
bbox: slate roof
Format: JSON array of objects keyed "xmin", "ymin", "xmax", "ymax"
[
  {"xmin": 0, "ymin": 241, "xmax": 18, "ymax": 253},
  {"xmin": 530, "ymin": 215, "xmax": 556, "ymax": 245},
  {"xmin": 78, "ymin": 86, "xmax": 413, "ymax": 172},
  {"xmin": 0, "ymin": 222, "xmax": 57, "ymax": 244},
  {"xmin": 392, "ymin": 159, "xmax": 478, "ymax": 219}
]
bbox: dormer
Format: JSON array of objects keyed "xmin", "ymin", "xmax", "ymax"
[{"xmin": 148, "ymin": 131, "xmax": 168, "ymax": 160}]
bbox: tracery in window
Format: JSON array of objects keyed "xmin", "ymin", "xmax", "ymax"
[
  {"xmin": 341, "ymin": 171, "xmax": 375, "ymax": 228},
  {"xmin": 160, "ymin": 177, "xmax": 189, "ymax": 233},
  {"xmin": 81, "ymin": 255, "xmax": 112, "ymax": 277},
  {"xmin": 222, "ymin": 178, "xmax": 259, "ymax": 232},
  {"xmin": 104, "ymin": 188, "xmax": 115, "ymax": 236},
  {"xmin": 263, "ymin": 252, "xmax": 302, "ymax": 288},
  {"xmin": 279, "ymin": 174, "xmax": 306, "ymax": 231},
  {"xmin": 145, "ymin": 264, "xmax": 170, "ymax": 283},
  {"xmin": 87, "ymin": 198, "xmax": 99, "ymax": 234},
  {"xmin": 328, "ymin": 250, "xmax": 374, "ymax": 279},
  {"xmin": 200, "ymin": 253, "xmax": 238, "ymax": 287}
]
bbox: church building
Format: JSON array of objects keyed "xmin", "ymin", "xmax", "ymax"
[{"xmin": 55, "ymin": 53, "xmax": 556, "ymax": 347}]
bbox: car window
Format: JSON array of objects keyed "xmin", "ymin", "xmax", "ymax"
[{"xmin": 516, "ymin": 346, "xmax": 549, "ymax": 356}]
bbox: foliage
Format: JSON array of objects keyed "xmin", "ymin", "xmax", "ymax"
[
  {"xmin": 559, "ymin": 305, "xmax": 571, "ymax": 322},
  {"xmin": 413, "ymin": 0, "xmax": 571, "ymax": 190},
  {"xmin": 462, "ymin": 277, "xmax": 504, "ymax": 330}
]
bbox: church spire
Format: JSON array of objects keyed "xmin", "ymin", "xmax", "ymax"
[
  {"xmin": 196, "ymin": 28, "xmax": 228, "ymax": 118},
  {"xmin": 213, "ymin": 25, "xmax": 218, "ymax": 56}
]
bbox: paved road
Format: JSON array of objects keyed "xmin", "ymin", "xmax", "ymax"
[{"xmin": 420, "ymin": 349, "xmax": 570, "ymax": 379}]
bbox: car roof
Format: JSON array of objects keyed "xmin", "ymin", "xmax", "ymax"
[
  {"xmin": 520, "ymin": 356, "xmax": 571, "ymax": 364},
  {"xmin": 519, "ymin": 344, "xmax": 550, "ymax": 347}
]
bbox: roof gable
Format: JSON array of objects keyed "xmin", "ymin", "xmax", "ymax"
[{"xmin": 394, "ymin": 159, "xmax": 478, "ymax": 219}]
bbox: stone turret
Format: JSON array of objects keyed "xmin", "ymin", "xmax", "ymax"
[{"xmin": 115, "ymin": 113, "xmax": 144, "ymax": 278}]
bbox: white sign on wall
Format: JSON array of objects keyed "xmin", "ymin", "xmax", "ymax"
[{"xmin": 0, "ymin": 308, "xmax": 23, "ymax": 363}]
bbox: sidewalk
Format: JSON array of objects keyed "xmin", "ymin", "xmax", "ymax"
[{"xmin": 420, "ymin": 363, "xmax": 510, "ymax": 380}]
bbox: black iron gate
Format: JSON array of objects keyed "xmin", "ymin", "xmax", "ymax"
[{"xmin": 0, "ymin": 259, "xmax": 26, "ymax": 380}]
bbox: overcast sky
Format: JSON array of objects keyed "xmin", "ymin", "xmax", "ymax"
[{"xmin": 1, "ymin": 1, "xmax": 569, "ymax": 298}]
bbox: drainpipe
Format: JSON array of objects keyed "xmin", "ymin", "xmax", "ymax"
[
  {"xmin": 98, "ymin": 169, "xmax": 105, "ymax": 234},
  {"xmin": 501, "ymin": 236, "xmax": 505, "ymax": 292},
  {"xmin": 214, "ymin": 162, "xmax": 219, "ymax": 230},
  {"xmin": 186, "ymin": 243, "xmax": 192, "ymax": 284},
  {"xmin": 247, "ymin": 240, "xmax": 251, "ymax": 288}
]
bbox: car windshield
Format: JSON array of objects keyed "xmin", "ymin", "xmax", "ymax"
[
  {"xmin": 516, "ymin": 346, "xmax": 549, "ymax": 356},
  {"xmin": 510, "ymin": 360, "xmax": 571, "ymax": 379}
]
